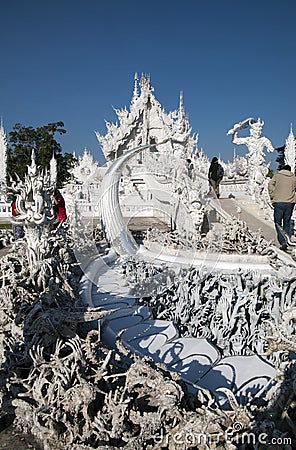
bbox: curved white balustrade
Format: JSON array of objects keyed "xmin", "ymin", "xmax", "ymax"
[
  {"xmin": 79, "ymin": 254, "xmax": 277, "ymax": 408},
  {"xmin": 98, "ymin": 142, "xmax": 168, "ymax": 257}
]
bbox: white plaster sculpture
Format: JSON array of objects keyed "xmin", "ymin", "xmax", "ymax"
[
  {"xmin": 0, "ymin": 196, "xmax": 114, "ymax": 450},
  {"xmin": 144, "ymin": 215, "xmax": 275, "ymax": 256},
  {"xmin": 224, "ymin": 149, "xmax": 248, "ymax": 180},
  {"xmin": 8, "ymin": 149, "xmax": 55, "ymax": 272},
  {"xmin": 227, "ymin": 117, "xmax": 274, "ymax": 211},
  {"xmin": 99, "ymin": 142, "xmax": 168, "ymax": 257},
  {"xmin": 71, "ymin": 147, "xmax": 101, "ymax": 183},
  {"xmin": 63, "ymin": 148, "xmax": 106, "ymax": 215},
  {"xmin": 123, "ymin": 257, "xmax": 296, "ymax": 363}
]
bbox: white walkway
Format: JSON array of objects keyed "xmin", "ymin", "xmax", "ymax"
[{"xmin": 79, "ymin": 251, "xmax": 276, "ymax": 408}]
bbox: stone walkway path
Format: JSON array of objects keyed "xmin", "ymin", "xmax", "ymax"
[{"xmin": 219, "ymin": 197, "xmax": 278, "ymax": 244}]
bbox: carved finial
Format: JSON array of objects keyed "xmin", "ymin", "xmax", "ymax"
[
  {"xmin": 132, "ymin": 72, "xmax": 139, "ymax": 101},
  {"xmin": 179, "ymin": 91, "xmax": 185, "ymax": 118},
  {"xmin": 27, "ymin": 148, "xmax": 37, "ymax": 177},
  {"xmin": 179, "ymin": 90, "xmax": 183, "ymax": 105},
  {"xmin": 140, "ymin": 73, "xmax": 145, "ymax": 90}
]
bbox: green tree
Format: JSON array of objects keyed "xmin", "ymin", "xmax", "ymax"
[
  {"xmin": 7, "ymin": 122, "xmax": 76, "ymax": 187},
  {"xmin": 275, "ymin": 145, "xmax": 285, "ymax": 168}
]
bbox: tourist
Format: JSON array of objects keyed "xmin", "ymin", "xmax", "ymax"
[
  {"xmin": 52, "ymin": 189, "xmax": 67, "ymax": 223},
  {"xmin": 11, "ymin": 196, "xmax": 25, "ymax": 240},
  {"xmin": 208, "ymin": 157, "xmax": 224, "ymax": 198},
  {"xmin": 186, "ymin": 158, "xmax": 194, "ymax": 178},
  {"xmin": 268, "ymin": 164, "xmax": 296, "ymax": 251}
]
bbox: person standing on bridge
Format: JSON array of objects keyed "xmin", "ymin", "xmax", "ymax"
[
  {"xmin": 268, "ymin": 164, "xmax": 296, "ymax": 251},
  {"xmin": 208, "ymin": 157, "xmax": 224, "ymax": 198}
]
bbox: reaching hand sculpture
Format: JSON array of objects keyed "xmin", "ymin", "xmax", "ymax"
[{"xmin": 227, "ymin": 117, "xmax": 274, "ymax": 203}]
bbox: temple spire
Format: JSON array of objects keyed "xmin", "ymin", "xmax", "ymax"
[
  {"xmin": 132, "ymin": 72, "xmax": 139, "ymax": 103},
  {"xmin": 178, "ymin": 91, "xmax": 185, "ymax": 120},
  {"xmin": 179, "ymin": 91, "xmax": 184, "ymax": 109},
  {"xmin": 174, "ymin": 91, "xmax": 185, "ymax": 130},
  {"xmin": 284, "ymin": 123, "xmax": 296, "ymax": 171},
  {"xmin": 140, "ymin": 73, "xmax": 145, "ymax": 91}
]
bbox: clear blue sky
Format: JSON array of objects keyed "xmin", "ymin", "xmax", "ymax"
[{"xmin": 1, "ymin": 0, "xmax": 296, "ymax": 167}]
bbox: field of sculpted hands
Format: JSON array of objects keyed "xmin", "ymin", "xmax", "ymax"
[{"xmin": 0, "ymin": 151, "xmax": 295, "ymax": 450}]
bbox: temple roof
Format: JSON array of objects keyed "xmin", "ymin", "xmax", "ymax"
[{"xmin": 96, "ymin": 74, "xmax": 197, "ymax": 162}]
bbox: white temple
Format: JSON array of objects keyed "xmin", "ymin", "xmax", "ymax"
[
  {"xmin": 66, "ymin": 74, "xmax": 276, "ymax": 231},
  {"xmin": 67, "ymin": 74, "xmax": 208, "ymax": 229},
  {"xmin": 66, "ymin": 148, "xmax": 105, "ymax": 217},
  {"xmin": 0, "ymin": 75, "xmax": 295, "ymax": 233}
]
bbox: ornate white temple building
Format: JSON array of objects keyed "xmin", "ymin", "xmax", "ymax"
[
  {"xmin": 96, "ymin": 73, "xmax": 198, "ymax": 163},
  {"xmin": 68, "ymin": 73, "xmax": 210, "ymax": 230},
  {"xmin": 68, "ymin": 74, "xmax": 285, "ymax": 232}
]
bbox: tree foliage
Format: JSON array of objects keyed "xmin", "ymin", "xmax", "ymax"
[
  {"xmin": 7, "ymin": 122, "xmax": 76, "ymax": 188},
  {"xmin": 275, "ymin": 145, "xmax": 285, "ymax": 168}
]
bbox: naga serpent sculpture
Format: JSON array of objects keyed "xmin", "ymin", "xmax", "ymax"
[{"xmin": 98, "ymin": 141, "xmax": 169, "ymax": 257}]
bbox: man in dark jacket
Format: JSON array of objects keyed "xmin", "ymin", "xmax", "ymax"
[
  {"xmin": 208, "ymin": 157, "xmax": 224, "ymax": 198},
  {"xmin": 268, "ymin": 164, "xmax": 296, "ymax": 250}
]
